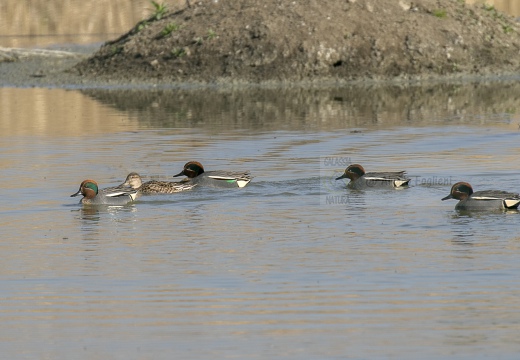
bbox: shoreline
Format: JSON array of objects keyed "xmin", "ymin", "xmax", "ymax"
[{"xmin": 2, "ymin": 51, "xmax": 520, "ymax": 91}]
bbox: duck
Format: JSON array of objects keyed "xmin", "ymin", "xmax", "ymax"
[
  {"xmin": 442, "ymin": 181, "xmax": 520, "ymax": 211},
  {"xmin": 118, "ymin": 172, "xmax": 196, "ymax": 194},
  {"xmin": 335, "ymin": 164, "xmax": 410, "ymax": 189},
  {"xmin": 71, "ymin": 179, "xmax": 138, "ymax": 205},
  {"xmin": 173, "ymin": 161, "xmax": 252, "ymax": 188}
]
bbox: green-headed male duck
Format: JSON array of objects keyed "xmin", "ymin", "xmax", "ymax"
[{"xmin": 71, "ymin": 179, "xmax": 138, "ymax": 205}]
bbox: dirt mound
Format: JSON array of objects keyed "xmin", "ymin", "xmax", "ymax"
[{"xmin": 74, "ymin": 0, "xmax": 520, "ymax": 84}]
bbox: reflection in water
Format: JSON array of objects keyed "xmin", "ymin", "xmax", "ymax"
[
  {"xmin": 5, "ymin": 82, "xmax": 518, "ymax": 140},
  {"xmin": 78, "ymin": 206, "xmax": 101, "ymax": 221},
  {"xmin": 71, "ymin": 204, "xmax": 139, "ymax": 241},
  {"xmin": 0, "ymin": 88, "xmax": 140, "ymax": 136},
  {"xmin": 448, "ymin": 210, "xmax": 520, "ymax": 250},
  {"xmin": 448, "ymin": 214, "xmax": 476, "ymax": 246},
  {"xmin": 81, "ymin": 82, "xmax": 520, "ymax": 132},
  {"xmin": 77, "ymin": 204, "xmax": 138, "ymax": 224}
]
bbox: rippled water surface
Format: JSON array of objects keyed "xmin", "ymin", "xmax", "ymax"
[{"xmin": 1, "ymin": 84, "xmax": 520, "ymax": 359}]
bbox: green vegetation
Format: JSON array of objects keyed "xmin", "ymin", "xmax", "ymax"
[
  {"xmin": 432, "ymin": 9, "xmax": 447, "ymax": 18},
  {"xmin": 171, "ymin": 48, "xmax": 186, "ymax": 58},
  {"xmin": 160, "ymin": 22, "xmax": 180, "ymax": 37},
  {"xmin": 503, "ymin": 24, "xmax": 513, "ymax": 34},
  {"xmin": 207, "ymin": 29, "xmax": 216, "ymax": 40},
  {"xmin": 110, "ymin": 46, "xmax": 123, "ymax": 56},
  {"xmin": 483, "ymin": 4, "xmax": 504, "ymax": 20},
  {"xmin": 483, "ymin": 4, "xmax": 495, "ymax": 12},
  {"xmin": 135, "ymin": 0, "xmax": 167, "ymax": 34},
  {"xmin": 150, "ymin": 1, "xmax": 167, "ymax": 21},
  {"xmin": 451, "ymin": 62, "xmax": 459, "ymax": 72},
  {"xmin": 190, "ymin": 31, "xmax": 216, "ymax": 45},
  {"xmin": 482, "ymin": 4, "xmax": 516, "ymax": 34},
  {"xmin": 137, "ymin": 21, "xmax": 148, "ymax": 32}
]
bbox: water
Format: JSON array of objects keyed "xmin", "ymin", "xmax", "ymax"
[
  {"xmin": 1, "ymin": 84, "xmax": 520, "ymax": 359},
  {"xmin": 2, "ymin": 0, "xmax": 520, "ymax": 357}
]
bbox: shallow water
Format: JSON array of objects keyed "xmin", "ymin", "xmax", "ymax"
[{"xmin": 1, "ymin": 84, "xmax": 520, "ymax": 359}]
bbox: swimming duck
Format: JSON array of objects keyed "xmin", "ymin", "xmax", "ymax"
[
  {"xmin": 71, "ymin": 179, "xmax": 138, "ymax": 205},
  {"xmin": 335, "ymin": 164, "xmax": 410, "ymax": 189},
  {"xmin": 442, "ymin": 181, "xmax": 520, "ymax": 211},
  {"xmin": 118, "ymin": 172, "xmax": 196, "ymax": 194},
  {"xmin": 173, "ymin": 161, "xmax": 252, "ymax": 188}
]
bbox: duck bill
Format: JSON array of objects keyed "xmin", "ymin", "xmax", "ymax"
[
  {"xmin": 441, "ymin": 194, "xmax": 453, "ymax": 201},
  {"xmin": 173, "ymin": 171, "xmax": 184, "ymax": 177},
  {"xmin": 70, "ymin": 189, "xmax": 82, "ymax": 197},
  {"xmin": 335, "ymin": 174, "xmax": 347, "ymax": 180}
]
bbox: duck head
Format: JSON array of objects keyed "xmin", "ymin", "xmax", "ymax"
[
  {"xmin": 173, "ymin": 161, "xmax": 205, "ymax": 179},
  {"xmin": 442, "ymin": 182, "xmax": 473, "ymax": 201},
  {"xmin": 122, "ymin": 172, "xmax": 142, "ymax": 189},
  {"xmin": 335, "ymin": 164, "xmax": 365, "ymax": 181},
  {"xmin": 71, "ymin": 179, "xmax": 99, "ymax": 199}
]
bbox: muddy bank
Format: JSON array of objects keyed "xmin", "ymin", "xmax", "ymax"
[
  {"xmin": 0, "ymin": 45, "xmax": 93, "ymax": 88},
  {"xmin": 1, "ymin": 54, "xmax": 520, "ymax": 90},
  {"xmin": 72, "ymin": 0, "xmax": 520, "ymax": 84}
]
